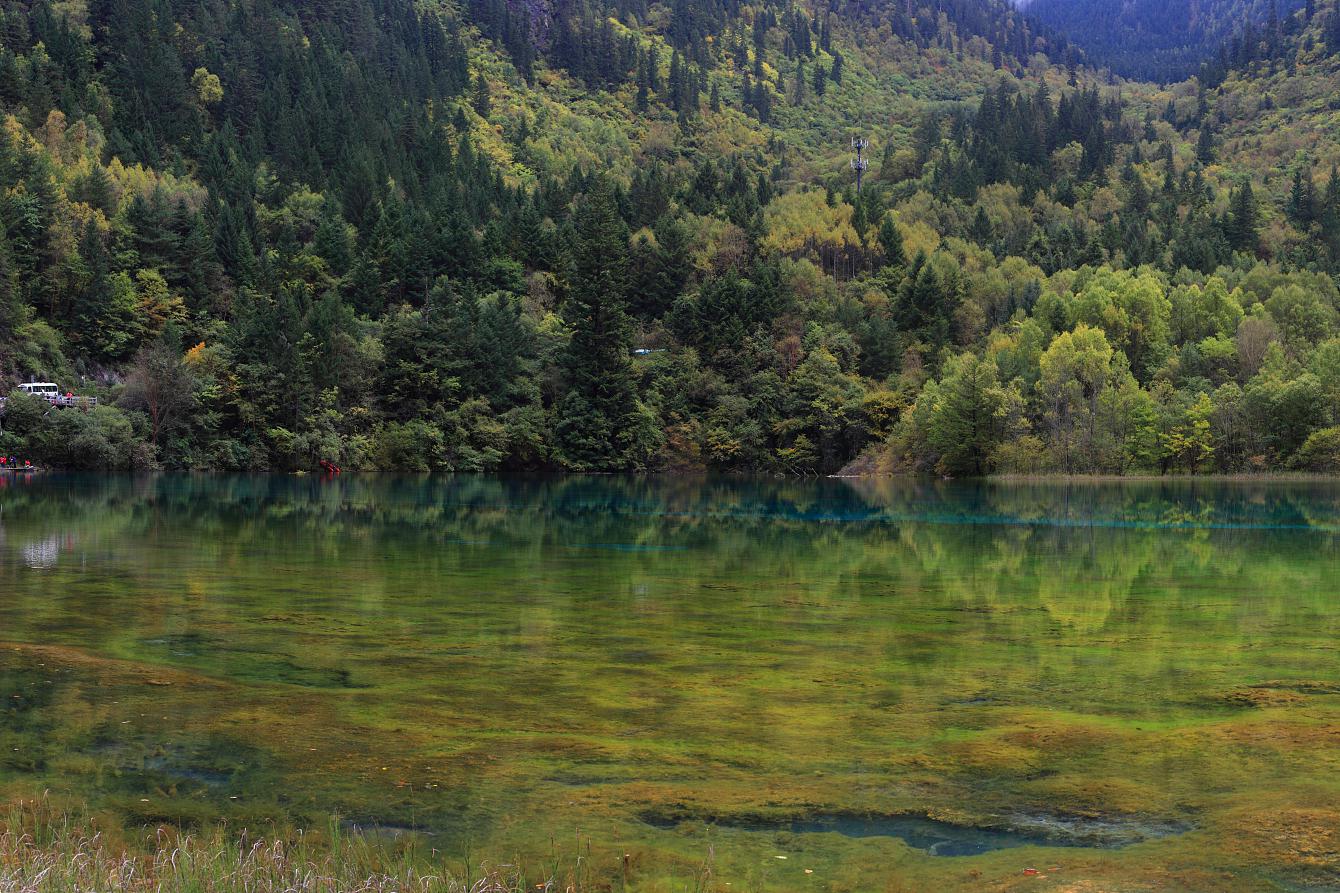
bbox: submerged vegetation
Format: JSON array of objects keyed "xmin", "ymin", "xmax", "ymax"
[{"xmin": 0, "ymin": 475, "xmax": 1339, "ymax": 890}]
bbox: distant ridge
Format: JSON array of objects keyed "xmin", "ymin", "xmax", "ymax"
[{"xmin": 1025, "ymin": 0, "xmax": 1308, "ymax": 80}]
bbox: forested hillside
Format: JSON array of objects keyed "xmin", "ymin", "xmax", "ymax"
[
  {"xmin": 0, "ymin": 0, "xmax": 1338, "ymax": 475},
  {"xmin": 1024, "ymin": 0, "xmax": 1306, "ymax": 82}
]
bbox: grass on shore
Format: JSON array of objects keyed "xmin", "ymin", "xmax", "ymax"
[{"xmin": 0, "ymin": 799, "xmax": 649, "ymax": 893}]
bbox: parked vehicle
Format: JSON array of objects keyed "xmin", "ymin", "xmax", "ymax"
[{"xmin": 0, "ymin": 383, "xmax": 98, "ymax": 412}]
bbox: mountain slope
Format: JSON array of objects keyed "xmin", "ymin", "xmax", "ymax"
[
  {"xmin": 0, "ymin": 0, "xmax": 1338, "ymax": 479},
  {"xmin": 1025, "ymin": 0, "xmax": 1306, "ymax": 81}
]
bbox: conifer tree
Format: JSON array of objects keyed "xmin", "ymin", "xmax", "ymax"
[
  {"xmin": 972, "ymin": 205, "xmax": 994, "ymax": 243},
  {"xmin": 1195, "ymin": 125, "xmax": 1215, "ymax": 164},
  {"xmin": 179, "ymin": 210, "xmax": 224, "ymax": 312},
  {"xmin": 74, "ymin": 164, "xmax": 116, "ymax": 216},
  {"xmin": 1289, "ymin": 168, "xmax": 1314, "ymax": 223},
  {"xmin": 472, "ymin": 71, "xmax": 491, "ymax": 117},
  {"xmin": 0, "ymin": 225, "xmax": 25, "ymax": 330},
  {"xmin": 668, "ymin": 51, "xmax": 683, "ymax": 110},
  {"xmin": 1226, "ymin": 181, "xmax": 1259, "ymax": 252},
  {"xmin": 753, "ymin": 79, "xmax": 772, "ymax": 122},
  {"xmin": 554, "ymin": 182, "xmax": 641, "ymax": 470}
]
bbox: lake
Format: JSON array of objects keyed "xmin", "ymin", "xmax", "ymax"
[{"xmin": 0, "ymin": 473, "xmax": 1337, "ymax": 891}]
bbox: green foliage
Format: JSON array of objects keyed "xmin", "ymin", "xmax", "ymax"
[
  {"xmin": 372, "ymin": 420, "xmax": 445, "ymax": 472},
  {"xmin": 1160, "ymin": 392, "xmax": 1216, "ymax": 472},
  {"xmin": 555, "ymin": 183, "xmax": 643, "ymax": 471},
  {"xmin": 17, "ymin": 405, "xmax": 148, "ymax": 470},
  {"xmin": 923, "ymin": 352, "xmax": 1009, "ymax": 476},
  {"xmin": 1028, "ymin": 0, "xmax": 1305, "ymax": 82},
  {"xmin": 1291, "ymin": 425, "xmax": 1340, "ymax": 470},
  {"xmin": 0, "ymin": 0, "xmax": 1338, "ymax": 476}
]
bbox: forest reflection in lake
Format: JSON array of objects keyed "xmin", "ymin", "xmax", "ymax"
[{"xmin": 0, "ymin": 474, "xmax": 1337, "ymax": 891}]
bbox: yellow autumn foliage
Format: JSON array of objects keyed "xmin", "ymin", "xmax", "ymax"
[{"xmin": 760, "ymin": 190, "xmax": 861, "ymax": 258}]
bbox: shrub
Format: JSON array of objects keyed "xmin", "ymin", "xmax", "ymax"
[
  {"xmin": 372, "ymin": 420, "xmax": 444, "ymax": 471},
  {"xmin": 33, "ymin": 406, "xmax": 148, "ymax": 470},
  {"xmin": 1290, "ymin": 427, "xmax": 1340, "ymax": 472}
]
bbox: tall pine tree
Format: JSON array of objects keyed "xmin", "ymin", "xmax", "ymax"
[
  {"xmin": 554, "ymin": 182, "xmax": 642, "ymax": 470},
  {"xmin": 1225, "ymin": 181, "xmax": 1259, "ymax": 253}
]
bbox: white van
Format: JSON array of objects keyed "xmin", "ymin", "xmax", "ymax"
[{"xmin": 17, "ymin": 383, "xmax": 60, "ymax": 398}]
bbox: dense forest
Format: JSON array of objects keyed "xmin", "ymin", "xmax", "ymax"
[
  {"xmin": 0, "ymin": 0, "xmax": 1338, "ymax": 475},
  {"xmin": 1024, "ymin": 0, "xmax": 1307, "ymax": 82}
]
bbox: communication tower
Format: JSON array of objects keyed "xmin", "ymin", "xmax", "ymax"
[{"xmin": 850, "ymin": 137, "xmax": 870, "ymax": 194}]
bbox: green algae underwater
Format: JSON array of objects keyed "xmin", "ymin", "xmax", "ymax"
[{"xmin": 0, "ymin": 474, "xmax": 1337, "ymax": 892}]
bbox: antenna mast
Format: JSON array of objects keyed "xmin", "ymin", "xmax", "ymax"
[{"xmin": 850, "ymin": 136, "xmax": 869, "ymax": 194}]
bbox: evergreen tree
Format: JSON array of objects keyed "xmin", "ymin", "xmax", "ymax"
[
  {"xmin": 179, "ymin": 211, "xmax": 223, "ymax": 313},
  {"xmin": 554, "ymin": 182, "xmax": 642, "ymax": 470},
  {"xmin": 73, "ymin": 164, "xmax": 116, "ymax": 216},
  {"xmin": 636, "ymin": 59, "xmax": 650, "ymax": 112},
  {"xmin": 1289, "ymin": 168, "xmax": 1315, "ymax": 224},
  {"xmin": 753, "ymin": 79, "xmax": 772, "ymax": 122},
  {"xmin": 126, "ymin": 190, "xmax": 181, "ymax": 280},
  {"xmin": 472, "ymin": 71, "xmax": 491, "ymax": 117},
  {"xmin": 894, "ymin": 252, "xmax": 955, "ymax": 354},
  {"xmin": 0, "ymin": 225, "xmax": 25, "ymax": 330},
  {"xmin": 1225, "ymin": 181, "xmax": 1259, "ymax": 253},
  {"xmin": 668, "ymin": 51, "xmax": 683, "ymax": 110},
  {"xmin": 213, "ymin": 202, "xmax": 257, "ymax": 285},
  {"xmin": 72, "ymin": 221, "xmax": 142, "ymax": 359},
  {"xmin": 971, "ymin": 205, "xmax": 994, "ymax": 243},
  {"xmin": 1195, "ymin": 125, "xmax": 1215, "ymax": 164},
  {"xmin": 926, "ymin": 352, "xmax": 1006, "ymax": 475},
  {"xmin": 878, "ymin": 215, "xmax": 907, "ymax": 269}
]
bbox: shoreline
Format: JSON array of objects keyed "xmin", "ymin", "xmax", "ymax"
[
  {"xmin": 9, "ymin": 467, "xmax": 1340, "ymax": 482},
  {"xmin": 974, "ymin": 472, "xmax": 1340, "ymax": 483},
  {"xmin": 833, "ymin": 470, "xmax": 1340, "ymax": 482}
]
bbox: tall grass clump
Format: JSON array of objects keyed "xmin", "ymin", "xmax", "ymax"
[{"xmin": 0, "ymin": 799, "xmax": 553, "ymax": 893}]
